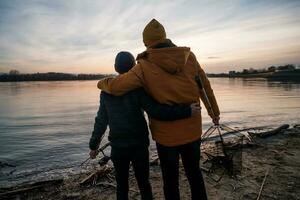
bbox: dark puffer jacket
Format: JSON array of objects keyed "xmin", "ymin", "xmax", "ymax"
[{"xmin": 89, "ymin": 89, "xmax": 191, "ymax": 149}]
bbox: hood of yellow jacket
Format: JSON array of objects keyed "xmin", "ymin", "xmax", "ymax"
[{"xmin": 137, "ymin": 46, "xmax": 191, "ymax": 74}]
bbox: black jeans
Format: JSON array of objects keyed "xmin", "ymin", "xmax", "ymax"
[
  {"xmin": 111, "ymin": 146, "xmax": 153, "ymax": 200},
  {"xmin": 156, "ymin": 140, "xmax": 207, "ymax": 200}
]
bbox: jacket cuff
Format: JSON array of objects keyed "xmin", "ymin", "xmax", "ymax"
[
  {"xmin": 207, "ymin": 109, "xmax": 215, "ymax": 118},
  {"xmin": 89, "ymin": 138, "xmax": 98, "ymax": 150}
]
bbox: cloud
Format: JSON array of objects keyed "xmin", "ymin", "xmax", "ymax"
[
  {"xmin": 207, "ymin": 57, "xmax": 220, "ymax": 59},
  {"xmin": 0, "ymin": 0, "xmax": 300, "ymax": 73}
]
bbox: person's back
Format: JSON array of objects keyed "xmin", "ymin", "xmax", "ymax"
[
  {"xmin": 100, "ymin": 89, "xmax": 149, "ymax": 148},
  {"xmin": 136, "ymin": 42, "xmax": 204, "ymax": 146},
  {"xmin": 95, "ymin": 89, "xmax": 152, "ymax": 200}
]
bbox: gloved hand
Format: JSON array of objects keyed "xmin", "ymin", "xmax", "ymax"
[{"xmin": 212, "ymin": 116, "xmax": 220, "ymax": 125}]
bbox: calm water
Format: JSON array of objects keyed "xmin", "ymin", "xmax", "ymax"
[{"xmin": 0, "ymin": 78, "xmax": 299, "ymax": 187}]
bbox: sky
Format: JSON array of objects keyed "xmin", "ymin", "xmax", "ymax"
[{"xmin": 0, "ymin": 0, "xmax": 300, "ymax": 74}]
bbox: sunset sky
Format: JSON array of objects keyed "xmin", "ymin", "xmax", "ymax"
[{"xmin": 0, "ymin": 0, "xmax": 300, "ymax": 74}]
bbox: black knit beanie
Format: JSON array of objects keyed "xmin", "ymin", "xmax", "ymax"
[{"xmin": 114, "ymin": 51, "xmax": 136, "ymax": 74}]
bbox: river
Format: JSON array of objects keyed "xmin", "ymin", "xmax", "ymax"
[{"xmin": 0, "ymin": 78, "xmax": 299, "ymax": 187}]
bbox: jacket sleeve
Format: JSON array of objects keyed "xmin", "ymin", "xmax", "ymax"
[
  {"xmin": 89, "ymin": 93, "xmax": 108, "ymax": 150},
  {"xmin": 197, "ymin": 63, "xmax": 220, "ymax": 118},
  {"xmin": 97, "ymin": 63, "xmax": 144, "ymax": 96},
  {"xmin": 139, "ymin": 90, "xmax": 192, "ymax": 121}
]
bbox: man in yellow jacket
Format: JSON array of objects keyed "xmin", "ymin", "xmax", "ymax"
[{"xmin": 98, "ymin": 19, "xmax": 220, "ymax": 200}]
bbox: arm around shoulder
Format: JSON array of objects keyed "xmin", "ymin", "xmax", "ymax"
[{"xmin": 97, "ymin": 64, "xmax": 144, "ymax": 96}]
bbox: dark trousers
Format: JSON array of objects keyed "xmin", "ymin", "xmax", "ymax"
[
  {"xmin": 156, "ymin": 140, "xmax": 207, "ymax": 200},
  {"xmin": 111, "ymin": 146, "xmax": 153, "ymax": 200}
]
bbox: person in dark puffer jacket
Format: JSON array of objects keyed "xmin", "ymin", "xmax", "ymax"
[{"xmin": 89, "ymin": 51, "xmax": 198, "ymax": 200}]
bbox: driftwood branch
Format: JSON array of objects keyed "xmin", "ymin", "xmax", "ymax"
[
  {"xmin": 80, "ymin": 172, "xmax": 97, "ymax": 185},
  {"xmin": 80, "ymin": 166, "xmax": 113, "ymax": 186},
  {"xmin": 202, "ymin": 125, "xmax": 269, "ymax": 142},
  {"xmin": 256, "ymin": 169, "xmax": 270, "ymax": 200},
  {"xmin": 256, "ymin": 124, "xmax": 289, "ymax": 138},
  {"xmin": 0, "ymin": 179, "xmax": 63, "ymax": 197}
]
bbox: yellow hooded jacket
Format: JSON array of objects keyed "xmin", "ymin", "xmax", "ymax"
[{"xmin": 98, "ymin": 46, "xmax": 220, "ymax": 147}]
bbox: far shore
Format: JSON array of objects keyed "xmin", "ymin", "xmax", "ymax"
[
  {"xmin": 0, "ymin": 72, "xmax": 112, "ymax": 82},
  {"xmin": 207, "ymin": 68, "xmax": 300, "ymax": 80},
  {"xmin": 1, "ymin": 73, "xmax": 300, "ymax": 82}
]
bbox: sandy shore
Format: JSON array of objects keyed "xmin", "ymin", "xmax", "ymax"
[{"xmin": 1, "ymin": 125, "xmax": 299, "ymax": 200}]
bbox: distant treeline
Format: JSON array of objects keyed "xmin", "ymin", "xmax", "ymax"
[
  {"xmin": 228, "ymin": 64, "xmax": 298, "ymax": 75},
  {"xmin": 0, "ymin": 72, "xmax": 111, "ymax": 82},
  {"xmin": 207, "ymin": 64, "xmax": 300, "ymax": 78}
]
